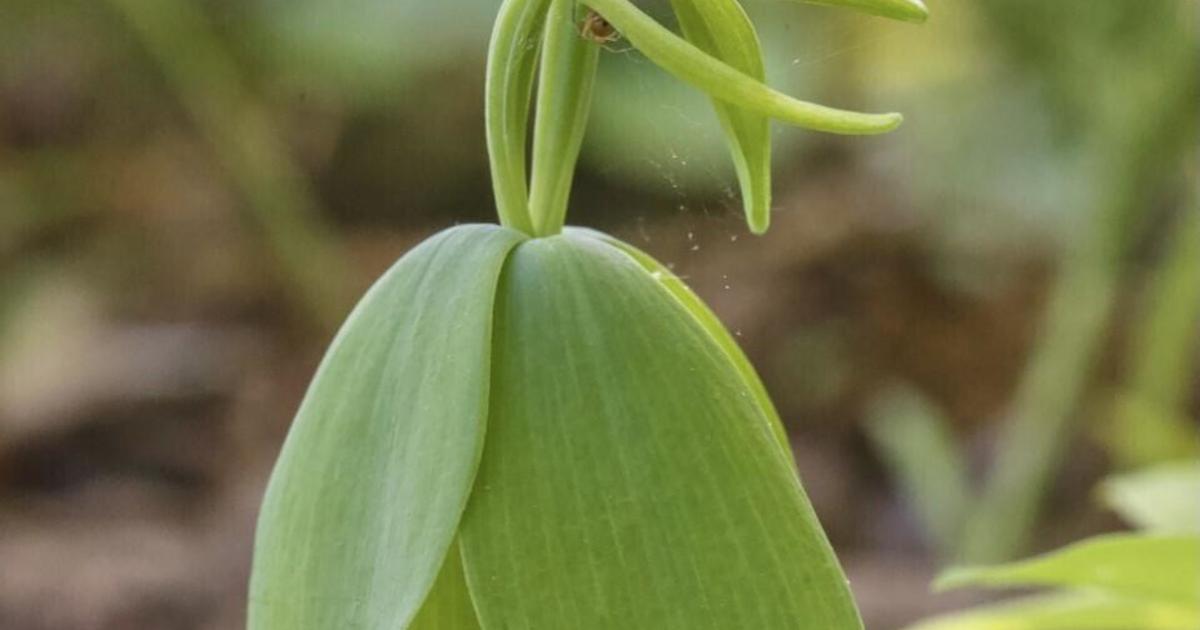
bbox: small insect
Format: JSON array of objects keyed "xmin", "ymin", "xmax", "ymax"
[{"xmin": 580, "ymin": 10, "xmax": 621, "ymax": 45}]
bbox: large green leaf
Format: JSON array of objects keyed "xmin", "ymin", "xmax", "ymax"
[
  {"xmin": 904, "ymin": 592, "xmax": 1200, "ymax": 630},
  {"xmin": 938, "ymin": 534, "xmax": 1200, "ymax": 607},
  {"xmin": 1099, "ymin": 462, "xmax": 1200, "ymax": 534},
  {"xmin": 571, "ymin": 227, "xmax": 791, "ymax": 460},
  {"xmin": 669, "ymin": 0, "xmax": 773, "ymax": 233},
  {"xmin": 459, "ymin": 232, "xmax": 861, "ymax": 629},
  {"xmin": 249, "ymin": 225, "xmax": 525, "ymax": 630}
]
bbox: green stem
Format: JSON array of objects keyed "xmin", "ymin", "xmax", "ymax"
[
  {"xmin": 486, "ymin": 0, "xmax": 552, "ymax": 235},
  {"xmin": 584, "ymin": 0, "xmax": 903, "ymax": 134},
  {"xmin": 528, "ymin": 1, "xmax": 601, "ymax": 236}
]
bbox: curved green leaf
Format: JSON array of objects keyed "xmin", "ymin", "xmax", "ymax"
[
  {"xmin": 528, "ymin": 0, "xmax": 601, "ymax": 236},
  {"xmin": 938, "ymin": 534, "xmax": 1200, "ymax": 607},
  {"xmin": 248, "ymin": 225, "xmax": 526, "ymax": 630},
  {"xmin": 904, "ymin": 592, "xmax": 1200, "ymax": 630},
  {"xmin": 584, "ymin": 0, "xmax": 903, "ymax": 134},
  {"xmin": 569, "ymin": 227, "xmax": 791, "ymax": 461},
  {"xmin": 486, "ymin": 0, "xmax": 553, "ymax": 234},
  {"xmin": 669, "ymin": 0, "xmax": 773, "ymax": 233},
  {"xmin": 460, "ymin": 232, "xmax": 861, "ymax": 629},
  {"xmin": 797, "ymin": 0, "xmax": 928, "ymax": 24}
]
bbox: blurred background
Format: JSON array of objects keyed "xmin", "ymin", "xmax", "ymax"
[{"xmin": 0, "ymin": 0, "xmax": 1196, "ymax": 628}]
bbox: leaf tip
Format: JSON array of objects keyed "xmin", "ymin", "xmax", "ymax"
[
  {"xmin": 897, "ymin": 0, "xmax": 930, "ymax": 24},
  {"xmin": 932, "ymin": 567, "xmax": 979, "ymax": 592}
]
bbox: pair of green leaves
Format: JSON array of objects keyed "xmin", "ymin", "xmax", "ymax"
[
  {"xmin": 907, "ymin": 462, "xmax": 1200, "ymax": 630},
  {"xmin": 488, "ymin": 0, "xmax": 926, "ymax": 237},
  {"xmin": 249, "ymin": 225, "xmax": 863, "ymax": 628}
]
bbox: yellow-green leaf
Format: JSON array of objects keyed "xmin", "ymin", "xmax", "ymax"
[
  {"xmin": 248, "ymin": 225, "xmax": 525, "ymax": 629},
  {"xmin": 904, "ymin": 592, "xmax": 1200, "ymax": 630},
  {"xmin": 670, "ymin": 0, "xmax": 773, "ymax": 233},
  {"xmin": 938, "ymin": 533, "xmax": 1200, "ymax": 608}
]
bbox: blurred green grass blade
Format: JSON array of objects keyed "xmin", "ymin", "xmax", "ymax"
[
  {"xmin": 903, "ymin": 592, "xmax": 1200, "ymax": 630},
  {"xmin": 528, "ymin": 0, "xmax": 601, "ymax": 236},
  {"xmin": 487, "ymin": 0, "xmax": 552, "ymax": 234},
  {"xmin": 669, "ymin": 0, "xmax": 773, "ymax": 234},
  {"xmin": 459, "ymin": 233, "xmax": 862, "ymax": 629},
  {"xmin": 584, "ymin": 0, "xmax": 903, "ymax": 134},
  {"xmin": 410, "ymin": 542, "xmax": 482, "ymax": 630},
  {"xmin": 796, "ymin": 0, "xmax": 928, "ymax": 23},
  {"xmin": 865, "ymin": 386, "xmax": 970, "ymax": 558},
  {"xmin": 248, "ymin": 225, "xmax": 526, "ymax": 630},
  {"xmin": 569, "ymin": 227, "xmax": 792, "ymax": 461},
  {"xmin": 1099, "ymin": 462, "xmax": 1200, "ymax": 534},
  {"xmin": 938, "ymin": 534, "xmax": 1200, "ymax": 607}
]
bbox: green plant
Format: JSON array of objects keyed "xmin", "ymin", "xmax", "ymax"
[
  {"xmin": 905, "ymin": 462, "xmax": 1200, "ymax": 630},
  {"xmin": 248, "ymin": 1, "xmax": 925, "ymax": 628}
]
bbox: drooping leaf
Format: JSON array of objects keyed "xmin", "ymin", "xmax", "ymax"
[
  {"xmin": 486, "ymin": 0, "xmax": 553, "ymax": 233},
  {"xmin": 903, "ymin": 592, "xmax": 1200, "ymax": 630},
  {"xmin": 248, "ymin": 225, "xmax": 526, "ymax": 630},
  {"xmin": 1099, "ymin": 462, "xmax": 1200, "ymax": 534},
  {"xmin": 528, "ymin": 0, "xmax": 601, "ymax": 235},
  {"xmin": 571, "ymin": 227, "xmax": 791, "ymax": 460},
  {"xmin": 459, "ymin": 232, "xmax": 862, "ymax": 629},
  {"xmin": 584, "ymin": 0, "xmax": 903, "ymax": 134},
  {"xmin": 670, "ymin": 0, "xmax": 773, "ymax": 233},
  {"xmin": 937, "ymin": 534, "xmax": 1200, "ymax": 608},
  {"xmin": 796, "ymin": 0, "xmax": 928, "ymax": 24}
]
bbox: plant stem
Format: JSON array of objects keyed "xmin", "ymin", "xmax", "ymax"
[
  {"xmin": 486, "ymin": 0, "xmax": 552, "ymax": 235},
  {"xmin": 527, "ymin": 1, "xmax": 601, "ymax": 236},
  {"xmin": 583, "ymin": 0, "xmax": 902, "ymax": 134},
  {"xmin": 104, "ymin": 0, "xmax": 350, "ymax": 331}
]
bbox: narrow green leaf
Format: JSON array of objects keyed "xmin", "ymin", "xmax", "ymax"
[
  {"xmin": 797, "ymin": 0, "xmax": 929, "ymax": 24},
  {"xmin": 903, "ymin": 592, "xmax": 1200, "ymax": 630},
  {"xmin": 528, "ymin": 0, "xmax": 601, "ymax": 236},
  {"xmin": 486, "ymin": 0, "xmax": 553, "ymax": 234},
  {"xmin": 1099, "ymin": 462, "xmax": 1200, "ymax": 534},
  {"xmin": 669, "ymin": 0, "xmax": 773, "ymax": 233},
  {"xmin": 410, "ymin": 542, "xmax": 483, "ymax": 630},
  {"xmin": 584, "ymin": 0, "xmax": 903, "ymax": 134},
  {"xmin": 248, "ymin": 225, "xmax": 526, "ymax": 630},
  {"xmin": 937, "ymin": 534, "xmax": 1200, "ymax": 607},
  {"xmin": 865, "ymin": 386, "xmax": 970, "ymax": 558},
  {"xmin": 570, "ymin": 227, "xmax": 792, "ymax": 461},
  {"xmin": 460, "ymin": 233, "xmax": 862, "ymax": 629}
]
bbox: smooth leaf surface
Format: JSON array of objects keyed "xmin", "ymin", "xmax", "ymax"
[
  {"xmin": 249, "ymin": 225, "xmax": 525, "ymax": 630},
  {"xmin": 410, "ymin": 542, "xmax": 483, "ymax": 630},
  {"xmin": 904, "ymin": 592, "xmax": 1200, "ymax": 630},
  {"xmin": 571, "ymin": 227, "xmax": 791, "ymax": 460},
  {"xmin": 584, "ymin": 0, "xmax": 903, "ymax": 134},
  {"xmin": 459, "ymin": 232, "xmax": 861, "ymax": 629},
  {"xmin": 938, "ymin": 534, "xmax": 1200, "ymax": 607},
  {"xmin": 1099, "ymin": 462, "xmax": 1200, "ymax": 534},
  {"xmin": 670, "ymin": 0, "xmax": 773, "ymax": 233},
  {"xmin": 797, "ymin": 0, "xmax": 928, "ymax": 23}
]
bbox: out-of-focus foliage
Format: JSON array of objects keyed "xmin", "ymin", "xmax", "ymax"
[{"xmin": 907, "ymin": 465, "xmax": 1200, "ymax": 630}]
